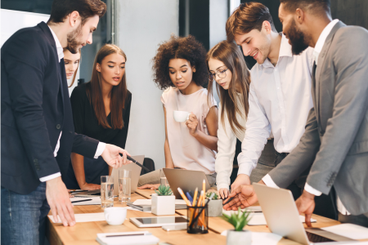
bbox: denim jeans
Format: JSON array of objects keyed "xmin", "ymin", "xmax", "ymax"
[{"xmin": 1, "ymin": 182, "xmax": 50, "ymax": 245}]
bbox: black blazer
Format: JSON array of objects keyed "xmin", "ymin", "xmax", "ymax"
[{"xmin": 1, "ymin": 22, "xmax": 98, "ymax": 194}]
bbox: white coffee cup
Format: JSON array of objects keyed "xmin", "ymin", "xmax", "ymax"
[
  {"xmin": 104, "ymin": 207, "xmax": 127, "ymax": 225},
  {"xmin": 173, "ymin": 110, "xmax": 190, "ymax": 122}
]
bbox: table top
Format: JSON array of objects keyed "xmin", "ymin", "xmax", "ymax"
[{"xmin": 47, "ymin": 189, "xmax": 348, "ymax": 245}]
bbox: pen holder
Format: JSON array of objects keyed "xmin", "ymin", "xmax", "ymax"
[{"xmin": 187, "ymin": 205, "xmax": 208, "ymax": 234}]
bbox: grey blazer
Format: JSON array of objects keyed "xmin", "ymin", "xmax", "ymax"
[{"xmin": 268, "ymin": 21, "xmax": 368, "ymax": 215}]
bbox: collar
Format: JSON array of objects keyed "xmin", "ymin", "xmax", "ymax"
[
  {"xmin": 313, "ymin": 19, "xmax": 339, "ymax": 65},
  {"xmin": 47, "ymin": 25, "xmax": 64, "ymax": 62},
  {"xmin": 261, "ymin": 34, "xmax": 292, "ymax": 68}
]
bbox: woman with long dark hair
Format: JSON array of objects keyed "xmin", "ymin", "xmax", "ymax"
[{"xmin": 63, "ymin": 44, "xmax": 132, "ymax": 190}]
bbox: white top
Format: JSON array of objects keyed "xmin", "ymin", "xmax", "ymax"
[
  {"xmin": 215, "ymin": 93, "xmax": 246, "ymax": 190},
  {"xmin": 162, "ymin": 87, "xmax": 217, "ymax": 174},
  {"xmin": 237, "ymin": 34, "xmax": 314, "ymax": 177}
]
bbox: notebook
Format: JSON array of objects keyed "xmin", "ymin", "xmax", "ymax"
[
  {"xmin": 96, "ymin": 231, "xmax": 159, "ymax": 245},
  {"xmin": 163, "ymin": 168, "xmax": 210, "ymax": 199},
  {"xmin": 253, "ymin": 183, "xmax": 358, "ymax": 245},
  {"xmin": 111, "ymin": 155, "xmax": 144, "ymax": 195}
]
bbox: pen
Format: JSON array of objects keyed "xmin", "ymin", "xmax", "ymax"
[
  {"xmin": 118, "ymin": 154, "xmax": 150, "ymax": 172},
  {"xmin": 71, "ymin": 199, "xmax": 92, "ymax": 203},
  {"xmin": 223, "ymin": 196, "xmax": 235, "ymax": 205},
  {"xmin": 177, "ymin": 187, "xmax": 191, "ymax": 206},
  {"xmin": 186, "ymin": 192, "xmax": 193, "ymax": 204}
]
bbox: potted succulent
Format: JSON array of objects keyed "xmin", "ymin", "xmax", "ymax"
[
  {"xmin": 205, "ymin": 191, "xmax": 223, "ymax": 217},
  {"xmin": 222, "ymin": 207, "xmax": 252, "ymax": 245},
  {"xmin": 151, "ymin": 185, "xmax": 175, "ymax": 215}
]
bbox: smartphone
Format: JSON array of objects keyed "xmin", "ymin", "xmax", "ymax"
[{"xmin": 162, "ymin": 224, "xmax": 187, "ymax": 231}]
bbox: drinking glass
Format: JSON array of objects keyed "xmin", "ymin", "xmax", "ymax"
[
  {"xmin": 119, "ymin": 169, "xmax": 131, "ymax": 203},
  {"xmin": 101, "ymin": 175, "xmax": 114, "ymax": 208}
]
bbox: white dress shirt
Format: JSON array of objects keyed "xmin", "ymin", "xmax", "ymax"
[
  {"xmin": 263, "ymin": 19, "xmax": 350, "ymax": 215},
  {"xmin": 237, "ymin": 34, "xmax": 314, "ymax": 176},
  {"xmin": 40, "ymin": 26, "xmax": 106, "ymax": 182},
  {"xmin": 216, "ymin": 94, "xmax": 246, "ymax": 190}
]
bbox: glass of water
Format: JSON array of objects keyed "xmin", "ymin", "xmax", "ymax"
[
  {"xmin": 119, "ymin": 169, "xmax": 131, "ymax": 203},
  {"xmin": 101, "ymin": 175, "xmax": 114, "ymax": 208}
]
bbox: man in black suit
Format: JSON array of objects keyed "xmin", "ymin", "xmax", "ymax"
[{"xmin": 1, "ymin": 1, "xmax": 131, "ymax": 244}]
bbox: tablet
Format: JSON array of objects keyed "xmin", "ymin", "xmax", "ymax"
[{"xmin": 130, "ymin": 216, "xmax": 187, "ymax": 228}]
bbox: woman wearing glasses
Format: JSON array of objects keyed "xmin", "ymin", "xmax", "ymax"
[{"xmin": 207, "ymin": 41, "xmax": 274, "ymax": 199}]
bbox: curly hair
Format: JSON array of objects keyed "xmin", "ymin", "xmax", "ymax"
[{"xmin": 152, "ymin": 35, "xmax": 209, "ymax": 90}]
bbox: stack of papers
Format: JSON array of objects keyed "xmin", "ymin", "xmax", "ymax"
[
  {"xmin": 49, "ymin": 212, "xmax": 105, "ymax": 223},
  {"xmin": 321, "ymin": 223, "xmax": 368, "ymax": 240},
  {"xmin": 130, "ymin": 199, "xmax": 187, "ymax": 211},
  {"xmin": 96, "ymin": 231, "xmax": 159, "ymax": 245}
]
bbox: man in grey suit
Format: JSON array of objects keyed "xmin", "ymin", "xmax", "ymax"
[{"xmin": 224, "ymin": 0, "xmax": 368, "ymax": 227}]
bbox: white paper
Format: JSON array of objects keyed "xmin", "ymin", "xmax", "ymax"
[
  {"xmin": 321, "ymin": 223, "xmax": 368, "ymax": 240},
  {"xmin": 96, "ymin": 231, "xmax": 160, "ymax": 245},
  {"xmin": 49, "ymin": 212, "xmax": 105, "ymax": 223},
  {"xmin": 222, "ymin": 211, "xmax": 316, "ymax": 226},
  {"xmin": 221, "ymin": 230, "xmax": 282, "ymax": 245},
  {"xmin": 70, "ymin": 196, "xmax": 101, "ymax": 206},
  {"xmin": 133, "ymin": 199, "xmax": 187, "ymax": 205}
]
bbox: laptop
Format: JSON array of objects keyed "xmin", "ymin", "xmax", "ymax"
[
  {"xmin": 252, "ymin": 183, "xmax": 357, "ymax": 245},
  {"xmin": 163, "ymin": 168, "xmax": 210, "ymax": 199},
  {"xmin": 111, "ymin": 155, "xmax": 144, "ymax": 195}
]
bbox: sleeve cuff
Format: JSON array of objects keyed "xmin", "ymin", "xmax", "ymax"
[
  {"xmin": 304, "ymin": 183, "xmax": 322, "ymax": 196},
  {"xmin": 237, "ymin": 163, "xmax": 253, "ymax": 177},
  {"xmin": 40, "ymin": 172, "xmax": 61, "ymax": 182},
  {"xmin": 262, "ymin": 174, "xmax": 280, "ymax": 188},
  {"xmin": 217, "ymin": 183, "xmax": 230, "ymax": 191},
  {"xmin": 94, "ymin": 142, "xmax": 106, "ymax": 159}
]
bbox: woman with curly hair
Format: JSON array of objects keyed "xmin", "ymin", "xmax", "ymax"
[{"xmin": 138, "ymin": 35, "xmax": 218, "ymax": 189}]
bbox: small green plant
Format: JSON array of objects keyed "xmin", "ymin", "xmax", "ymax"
[
  {"xmin": 206, "ymin": 191, "xmax": 219, "ymax": 200},
  {"xmin": 222, "ymin": 207, "xmax": 252, "ymax": 231},
  {"xmin": 155, "ymin": 185, "xmax": 172, "ymax": 196}
]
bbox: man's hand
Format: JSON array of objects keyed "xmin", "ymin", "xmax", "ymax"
[
  {"xmin": 46, "ymin": 177, "xmax": 75, "ymax": 226},
  {"xmin": 296, "ymin": 190, "xmax": 315, "ymax": 227},
  {"xmin": 223, "ymin": 184, "xmax": 258, "ymax": 211},
  {"xmin": 230, "ymin": 174, "xmax": 251, "ymax": 192},
  {"xmin": 79, "ymin": 182, "xmax": 100, "ymax": 190},
  {"xmin": 138, "ymin": 184, "xmax": 160, "ymax": 190},
  {"xmin": 101, "ymin": 144, "xmax": 131, "ymax": 168}
]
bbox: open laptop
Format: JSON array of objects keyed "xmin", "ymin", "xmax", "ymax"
[
  {"xmin": 163, "ymin": 168, "xmax": 210, "ymax": 199},
  {"xmin": 253, "ymin": 183, "xmax": 357, "ymax": 245},
  {"xmin": 111, "ymin": 155, "xmax": 144, "ymax": 195}
]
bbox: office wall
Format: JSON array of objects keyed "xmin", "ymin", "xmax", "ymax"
[{"xmin": 115, "ymin": 0, "xmax": 179, "ymax": 169}]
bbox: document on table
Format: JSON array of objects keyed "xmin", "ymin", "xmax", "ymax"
[
  {"xmin": 222, "ymin": 210, "xmax": 316, "ymax": 226},
  {"xmin": 221, "ymin": 230, "xmax": 282, "ymax": 245},
  {"xmin": 321, "ymin": 223, "xmax": 368, "ymax": 240},
  {"xmin": 133, "ymin": 199, "xmax": 187, "ymax": 206},
  {"xmin": 70, "ymin": 195, "xmax": 101, "ymax": 205},
  {"xmin": 96, "ymin": 231, "xmax": 160, "ymax": 245},
  {"xmin": 48, "ymin": 212, "xmax": 105, "ymax": 223}
]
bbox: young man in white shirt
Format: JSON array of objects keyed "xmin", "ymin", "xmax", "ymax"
[
  {"xmin": 225, "ymin": 0, "xmax": 368, "ymax": 228},
  {"xmin": 225, "ymin": 2, "xmax": 336, "ymax": 219}
]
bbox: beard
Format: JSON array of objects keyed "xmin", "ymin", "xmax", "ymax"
[
  {"xmin": 288, "ymin": 19, "xmax": 309, "ymax": 55},
  {"xmin": 66, "ymin": 24, "xmax": 83, "ymax": 54}
]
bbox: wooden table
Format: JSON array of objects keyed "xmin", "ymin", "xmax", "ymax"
[{"xmin": 47, "ymin": 189, "xmax": 348, "ymax": 245}]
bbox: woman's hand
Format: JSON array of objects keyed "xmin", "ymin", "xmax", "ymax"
[
  {"xmin": 219, "ymin": 188, "xmax": 230, "ymax": 200},
  {"xmin": 138, "ymin": 184, "xmax": 160, "ymax": 190},
  {"xmin": 186, "ymin": 112, "xmax": 199, "ymax": 136},
  {"xmin": 79, "ymin": 182, "xmax": 100, "ymax": 190}
]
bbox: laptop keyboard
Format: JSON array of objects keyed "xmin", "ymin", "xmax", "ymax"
[{"xmin": 306, "ymin": 231, "xmax": 335, "ymax": 243}]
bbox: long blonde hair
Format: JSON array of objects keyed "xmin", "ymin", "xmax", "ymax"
[{"xmin": 207, "ymin": 41, "xmax": 251, "ymax": 134}]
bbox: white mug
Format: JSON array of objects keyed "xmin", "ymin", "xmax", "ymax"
[
  {"xmin": 104, "ymin": 207, "xmax": 127, "ymax": 225},
  {"xmin": 173, "ymin": 110, "xmax": 190, "ymax": 122}
]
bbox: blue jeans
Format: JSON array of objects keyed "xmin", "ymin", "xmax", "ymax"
[{"xmin": 1, "ymin": 182, "xmax": 50, "ymax": 245}]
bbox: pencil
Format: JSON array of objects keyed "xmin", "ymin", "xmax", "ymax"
[
  {"xmin": 177, "ymin": 187, "xmax": 191, "ymax": 206},
  {"xmin": 192, "ymin": 187, "xmax": 198, "ymax": 206},
  {"xmin": 202, "ymin": 179, "xmax": 206, "ymax": 197}
]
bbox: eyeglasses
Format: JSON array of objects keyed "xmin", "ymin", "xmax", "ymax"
[{"xmin": 209, "ymin": 68, "xmax": 228, "ymax": 81}]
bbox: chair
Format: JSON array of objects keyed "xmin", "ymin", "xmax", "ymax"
[{"xmin": 140, "ymin": 157, "xmax": 155, "ymax": 175}]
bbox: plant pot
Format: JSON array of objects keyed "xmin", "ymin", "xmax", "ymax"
[
  {"xmin": 207, "ymin": 199, "xmax": 223, "ymax": 217},
  {"xmin": 226, "ymin": 229, "xmax": 251, "ymax": 245},
  {"xmin": 151, "ymin": 194, "xmax": 175, "ymax": 215}
]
